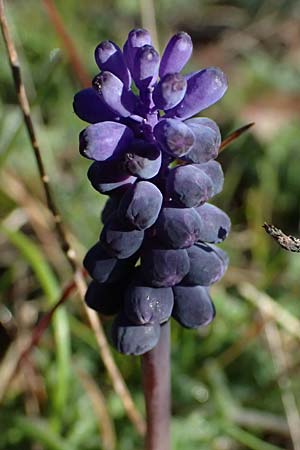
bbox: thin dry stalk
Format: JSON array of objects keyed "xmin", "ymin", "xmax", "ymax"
[
  {"xmin": 0, "ymin": 0, "xmax": 145, "ymax": 436},
  {"xmin": 0, "ymin": 338, "xmax": 24, "ymax": 403},
  {"xmin": 74, "ymin": 271, "xmax": 145, "ymax": 436},
  {"xmin": 139, "ymin": 0, "xmax": 158, "ymax": 50},
  {"xmin": 232, "ymin": 407, "xmax": 289, "ymax": 437},
  {"xmin": 219, "ymin": 122, "xmax": 255, "ymax": 152},
  {"xmin": 77, "ymin": 367, "xmax": 116, "ymax": 450},
  {"xmin": 42, "ymin": 0, "xmax": 90, "ymax": 88},
  {"xmin": 20, "ymin": 357, "xmax": 42, "ymax": 417},
  {"xmin": 1, "ymin": 170, "xmax": 65, "ymax": 267},
  {"xmin": 263, "ymin": 319, "xmax": 300, "ymax": 450},
  {"xmin": 0, "ymin": 275, "xmax": 76, "ymax": 404},
  {"xmin": 238, "ymin": 283, "xmax": 300, "ymax": 341},
  {"xmin": 176, "ymin": 122, "xmax": 255, "ymax": 167},
  {"xmin": 0, "ymin": 0, "xmax": 78, "ymax": 272},
  {"xmin": 19, "ymin": 277, "xmax": 78, "ymax": 367},
  {"xmin": 218, "ymin": 316, "xmax": 266, "ymax": 368},
  {"xmin": 0, "ymin": 270, "xmax": 146, "ymax": 441}
]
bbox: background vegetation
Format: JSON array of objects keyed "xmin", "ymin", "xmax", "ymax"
[{"xmin": 1, "ymin": 0, "xmax": 300, "ymax": 449}]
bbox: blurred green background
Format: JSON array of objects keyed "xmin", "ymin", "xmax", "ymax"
[{"xmin": 1, "ymin": 0, "xmax": 300, "ymax": 449}]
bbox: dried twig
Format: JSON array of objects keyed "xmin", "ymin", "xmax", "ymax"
[
  {"xmin": 42, "ymin": 0, "xmax": 90, "ymax": 88},
  {"xmin": 264, "ymin": 320, "xmax": 300, "ymax": 450},
  {"xmin": 219, "ymin": 122, "xmax": 255, "ymax": 152},
  {"xmin": 232, "ymin": 407, "xmax": 289, "ymax": 437},
  {"xmin": 0, "ymin": 0, "xmax": 145, "ymax": 435},
  {"xmin": 263, "ymin": 223, "xmax": 300, "ymax": 253},
  {"xmin": 18, "ymin": 277, "xmax": 79, "ymax": 367},
  {"xmin": 218, "ymin": 316, "xmax": 267, "ymax": 368},
  {"xmin": 77, "ymin": 367, "xmax": 116, "ymax": 450},
  {"xmin": 139, "ymin": 0, "xmax": 158, "ymax": 50},
  {"xmin": 0, "ymin": 275, "xmax": 78, "ymax": 405},
  {"xmin": 0, "ymin": 338, "xmax": 23, "ymax": 403},
  {"xmin": 175, "ymin": 121, "xmax": 255, "ymax": 167},
  {"xmin": 1, "ymin": 170, "xmax": 66, "ymax": 267},
  {"xmin": 238, "ymin": 282, "xmax": 300, "ymax": 341},
  {"xmin": 0, "ymin": 0, "xmax": 77, "ymax": 272}
]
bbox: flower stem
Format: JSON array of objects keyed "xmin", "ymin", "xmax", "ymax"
[{"xmin": 141, "ymin": 321, "xmax": 171, "ymax": 450}]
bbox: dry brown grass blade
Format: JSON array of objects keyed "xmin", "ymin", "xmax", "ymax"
[
  {"xmin": 42, "ymin": 0, "xmax": 90, "ymax": 88},
  {"xmin": 232, "ymin": 407, "xmax": 289, "ymax": 437},
  {"xmin": 139, "ymin": 0, "xmax": 158, "ymax": 50},
  {"xmin": 218, "ymin": 317, "xmax": 266, "ymax": 368},
  {"xmin": 77, "ymin": 367, "xmax": 117, "ymax": 450},
  {"xmin": 174, "ymin": 122, "xmax": 255, "ymax": 167},
  {"xmin": 0, "ymin": 0, "xmax": 145, "ymax": 436},
  {"xmin": 1, "ymin": 170, "xmax": 66, "ymax": 267},
  {"xmin": 0, "ymin": 0, "xmax": 78, "ymax": 272},
  {"xmin": 19, "ymin": 277, "xmax": 79, "ymax": 366},
  {"xmin": 0, "ymin": 338, "xmax": 23, "ymax": 403},
  {"xmin": 238, "ymin": 282, "xmax": 300, "ymax": 447},
  {"xmin": 264, "ymin": 319, "xmax": 300, "ymax": 450},
  {"xmin": 238, "ymin": 283, "xmax": 300, "ymax": 341},
  {"xmin": 219, "ymin": 122, "xmax": 255, "ymax": 152},
  {"xmin": 74, "ymin": 273, "xmax": 146, "ymax": 435},
  {"xmin": 0, "ymin": 276, "xmax": 77, "ymax": 404}
]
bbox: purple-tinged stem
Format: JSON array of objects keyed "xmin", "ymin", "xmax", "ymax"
[{"xmin": 141, "ymin": 321, "xmax": 171, "ymax": 450}]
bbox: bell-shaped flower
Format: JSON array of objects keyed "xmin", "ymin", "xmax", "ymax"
[
  {"xmin": 79, "ymin": 121, "xmax": 134, "ymax": 161},
  {"xmin": 94, "ymin": 40, "xmax": 131, "ymax": 88},
  {"xmin": 159, "ymin": 31, "xmax": 193, "ymax": 78},
  {"xmin": 166, "ymin": 67, "xmax": 228, "ymax": 119}
]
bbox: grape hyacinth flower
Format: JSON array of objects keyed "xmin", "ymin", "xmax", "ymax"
[{"xmin": 74, "ymin": 29, "xmax": 230, "ymax": 356}]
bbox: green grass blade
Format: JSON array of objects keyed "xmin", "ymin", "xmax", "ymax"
[
  {"xmin": 1, "ymin": 225, "xmax": 59, "ymax": 300},
  {"xmin": 15, "ymin": 416, "xmax": 74, "ymax": 450},
  {"xmin": 223, "ymin": 424, "xmax": 286, "ymax": 450},
  {"xmin": 1, "ymin": 226, "xmax": 71, "ymax": 429}
]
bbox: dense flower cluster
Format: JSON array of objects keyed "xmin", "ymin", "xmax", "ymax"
[{"xmin": 74, "ymin": 29, "xmax": 230, "ymax": 355}]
